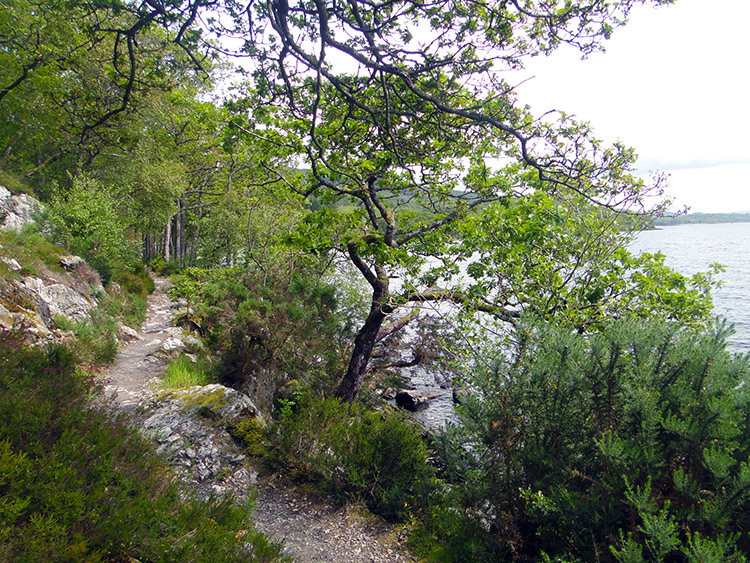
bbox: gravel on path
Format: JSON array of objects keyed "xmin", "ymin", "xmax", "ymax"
[{"xmin": 103, "ymin": 275, "xmax": 415, "ymax": 563}]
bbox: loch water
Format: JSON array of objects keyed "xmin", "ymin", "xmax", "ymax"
[
  {"xmin": 630, "ymin": 222, "xmax": 750, "ymax": 354},
  {"xmin": 404, "ymin": 222, "xmax": 750, "ymax": 430}
]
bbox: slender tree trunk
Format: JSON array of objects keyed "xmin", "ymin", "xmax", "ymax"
[
  {"xmin": 164, "ymin": 218, "xmax": 171, "ymax": 262},
  {"xmin": 337, "ymin": 304, "xmax": 387, "ymax": 404},
  {"xmin": 177, "ymin": 197, "xmax": 185, "ymax": 268},
  {"xmin": 337, "ymin": 248, "xmax": 391, "ymax": 404}
]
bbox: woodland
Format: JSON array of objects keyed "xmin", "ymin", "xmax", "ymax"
[{"xmin": 3, "ymin": 0, "xmax": 750, "ymax": 561}]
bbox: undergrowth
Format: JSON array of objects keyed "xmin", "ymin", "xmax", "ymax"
[
  {"xmin": 0, "ymin": 332, "xmax": 286, "ymax": 562},
  {"xmin": 239, "ymin": 393, "xmax": 435, "ymax": 523}
]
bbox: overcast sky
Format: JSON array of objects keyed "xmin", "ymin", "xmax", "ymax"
[{"xmin": 511, "ymin": 0, "xmax": 750, "ymax": 213}]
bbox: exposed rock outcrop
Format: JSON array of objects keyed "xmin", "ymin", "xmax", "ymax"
[
  {"xmin": 0, "ymin": 186, "xmax": 42, "ymax": 232},
  {"xmin": 395, "ymin": 389, "xmax": 430, "ymax": 411},
  {"xmin": 138, "ymin": 384, "xmax": 263, "ymax": 502},
  {"xmin": 0, "ymin": 189, "xmax": 105, "ymax": 343}
]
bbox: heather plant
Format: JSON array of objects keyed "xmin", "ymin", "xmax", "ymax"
[
  {"xmin": 262, "ymin": 395, "xmax": 434, "ymax": 521},
  {"xmin": 0, "ymin": 333, "xmax": 285, "ymax": 562},
  {"xmin": 431, "ymin": 317, "xmax": 750, "ymax": 561}
]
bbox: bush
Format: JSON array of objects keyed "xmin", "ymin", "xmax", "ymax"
[
  {"xmin": 46, "ymin": 175, "xmax": 138, "ymax": 285},
  {"xmin": 112, "ymin": 261, "xmax": 155, "ymax": 297},
  {"xmin": 150, "ymin": 255, "xmax": 181, "ymax": 275},
  {"xmin": 168, "ymin": 265, "xmax": 349, "ymax": 408},
  {"xmin": 54, "ymin": 308, "xmax": 119, "ymax": 366},
  {"xmin": 0, "ymin": 333, "xmax": 285, "ymax": 562},
  {"xmin": 263, "ymin": 395, "xmax": 434, "ymax": 521},
  {"xmin": 436, "ymin": 317, "xmax": 750, "ymax": 561}
]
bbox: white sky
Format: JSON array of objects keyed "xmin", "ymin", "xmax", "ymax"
[{"xmin": 510, "ymin": 0, "xmax": 750, "ymax": 213}]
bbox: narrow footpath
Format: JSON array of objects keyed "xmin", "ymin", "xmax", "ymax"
[{"xmin": 103, "ymin": 276, "xmax": 414, "ymax": 562}]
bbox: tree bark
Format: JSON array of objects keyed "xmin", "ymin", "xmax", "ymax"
[
  {"xmin": 164, "ymin": 218, "xmax": 171, "ymax": 262},
  {"xmin": 336, "ymin": 241, "xmax": 391, "ymax": 404},
  {"xmin": 337, "ymin": 304, "xmax": 387, "ymax": 404}
]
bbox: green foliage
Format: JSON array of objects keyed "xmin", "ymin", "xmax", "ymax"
[
  {"xmin": 0, "ymin": 226, "xmax": 66, "ymax": 277},
  {"xmin": 450, "ymin": 194, "xmax": 721, "ymax": 329},
  {"xmin": 99, "ymin": 289, "xmax": 147, "ymax": 331},
  {"xmin": 0, "ymin": 333, "xmax": 285, "ymax": 562},
  {"xmin": 436, "ymin": 317, "xmax": 750, "ymax": 561},
  {"xmin": 46, "ymin": 175, "xmax": 138, "ymax": 285},
  {"xmin": 111, "ymin": 261, "xmax": 155, "ymax": 298},
  {"xmin": 170, "ymin": 264, "xmax": 349, "ymax": 397},
  {"xmin": 227, "ymin": 417, "xmax": 267, "ymax": 457},
  {"xmin": 158, "ymin": 354, "xmax": 213, "ymax": 390},
  {"xmin": 262, "ymin": 396, "xmax": 434, "ymax": 521},
  {"xmin": 53, "ymin": 308, "xmax": 118, "ymax": 366},
  {"xmin": 150, "ymin": 255, "xmax": 181, "ymax": 275}
]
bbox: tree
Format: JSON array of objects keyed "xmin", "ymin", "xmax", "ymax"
[
  {"xmin": 5, "ymin": 0, "xmax": 698, "ymax": 404},
  {"xmin": 195, "ymin": 0, "xmax": 702, "ymax": 403},
  {"xmin": 0, "ymin": 1, "xmax": 213, "ymax": 189},
  {"xmin": 236, "ymin": 63, "xmax": 716, "ymax": 404}
]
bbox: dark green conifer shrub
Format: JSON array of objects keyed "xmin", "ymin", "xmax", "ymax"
[
  {"xmin": 169, "ymin": 265, "xmax": 349, "ymax": 396},
  {"xmin": 435, "ymin": 318, "xmax": 750, "ymax": 562},
  {"xmin": 263, "ymin": 395, "xmax": 434, "ymax": 521}
]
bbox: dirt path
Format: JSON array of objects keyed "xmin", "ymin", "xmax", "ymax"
[
  {"xmin": 103, "ymin": 276, "xmax": 176, "ymax": 408},
  {"xmin": 104, "ymin": 276, "xmax": 414, "ymax": 562}
]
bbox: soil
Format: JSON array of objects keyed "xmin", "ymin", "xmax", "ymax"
[{"xmin": 104, "ymin": 276, "xmax": 416, "ymax": 562}]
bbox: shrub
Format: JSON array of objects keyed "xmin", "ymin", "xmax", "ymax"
[
  {"xmin": 437, "ymin": 317, "xmax": 750, "ymax": 561},
  {"xmin": 0, "ymin": 332, "xmax": 285, "ymax": 562},
  {"xmin": 150, "ymin": 255, "xmax": 180, "ymax": 275},
  {"xmin": 263, "ymin": 395, "xmax": 434, "ymax": 521},
  {"xmin": 54, "ymin": 308, "xmax": 119, "ymax": 366},
  {"xmin": 112, "ymin": 261, "xmax": 155, "ymax": 297},
  {"xmin": 46, "ymin": 175, "xmax": 138, "ymax": 285},
  {"xmin": 169, "ymin": 265, "xmax": 349, "ymax": 404}
]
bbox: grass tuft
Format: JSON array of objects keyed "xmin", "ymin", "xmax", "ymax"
[{"xmin": 158, "ymin": 354, "xmax": 213, "ymax": 389}]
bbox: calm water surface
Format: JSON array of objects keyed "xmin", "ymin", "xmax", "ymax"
[
  {"xmin": 405, "ymin": 222, "xmax": 750, "ymax": 430},
  {"xmin": 630, "ymin": 223, "xmax": 750, "ymax": 354}
]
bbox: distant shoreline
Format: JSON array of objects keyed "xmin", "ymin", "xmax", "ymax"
[{"xmin": 654, "ymin": 213, "xmax": 750, "ymax": 226}]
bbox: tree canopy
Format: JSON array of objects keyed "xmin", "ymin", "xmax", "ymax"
[{"xmin": 1, "ymin": 0, "xmax": 721, "ymax": 404}]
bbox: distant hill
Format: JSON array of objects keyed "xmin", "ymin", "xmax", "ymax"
[{"xmin": 654, "ymin": 213, "xmax": 750, "ymax": 226}]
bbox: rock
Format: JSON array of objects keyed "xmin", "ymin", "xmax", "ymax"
[
  {"xmin": 23, "ymin": 277, "xmax": 44, "ymax": 294},
  {"xmin": 452, "ymin": 387, "xmax": 471, "ymax": 405},
  {"xmin": 0, "ymin": 303, "xmax": 14, "ymax": 330},
  {"xmin": 16, "ymin": 307, "xmax": 52, "ymax": 338},
  {"xmin": 138, "ymin": 383, "xmax": 262, "ymax": 501},
  {"xmin": 395, "ymin": 389, "xmax": 429, "ymax": 411},
  {"xmin": 0, "ymin": 257, "xmax": 21, "ymax": 271},
  {"xmin": 118, "ymin": 324, "xmax": 142, "ymax": 342},
  {"xmin": 38, "ymin": 283, "xmax": 93, "ymax": 323},
  {"xmin": 0, "ymin": 186, "xmax": 42, "ymax": 231},
  {"xmin": 18, "ymin": 278, "xmax": 95, "ymax": 325},
  {"xmin": 155, "ymin": 384, "xmax": 263, "ymax": 422},
  {"xmin": 59, "ymin": 255, "xmax": 86, "ymax": 270}
]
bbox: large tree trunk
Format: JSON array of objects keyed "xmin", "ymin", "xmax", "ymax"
[
  {"xmin": 337, "ymin": 304, "xmax": 387, "ymax": 404},
  {"xmin": 337, "ymin": 247, "xmax": 391, "ymax": 404}
]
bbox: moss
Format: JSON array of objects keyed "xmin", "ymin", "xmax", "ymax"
[
  {"xmin": 227, "ymin": 418, "xmax": 266, "ymax": 457},
  {"xmin": 157, "ymin": 385, "xmax": 230, "ymax": 414}
]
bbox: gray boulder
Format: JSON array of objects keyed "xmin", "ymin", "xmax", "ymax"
[
  {"xmin": 0, "ymin": 186, "xmax": 42, "ymax": 231},
  {"xmin": 59, "ymin": 255, "xmax": 87, "ymax": 270},
  {"xmin": 395, "ymin": 389, "xmax": 430, "ymax": 411},
  {"xmin": 38, "ymin": 283, "xmax": 93, "ymax": 323}
]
